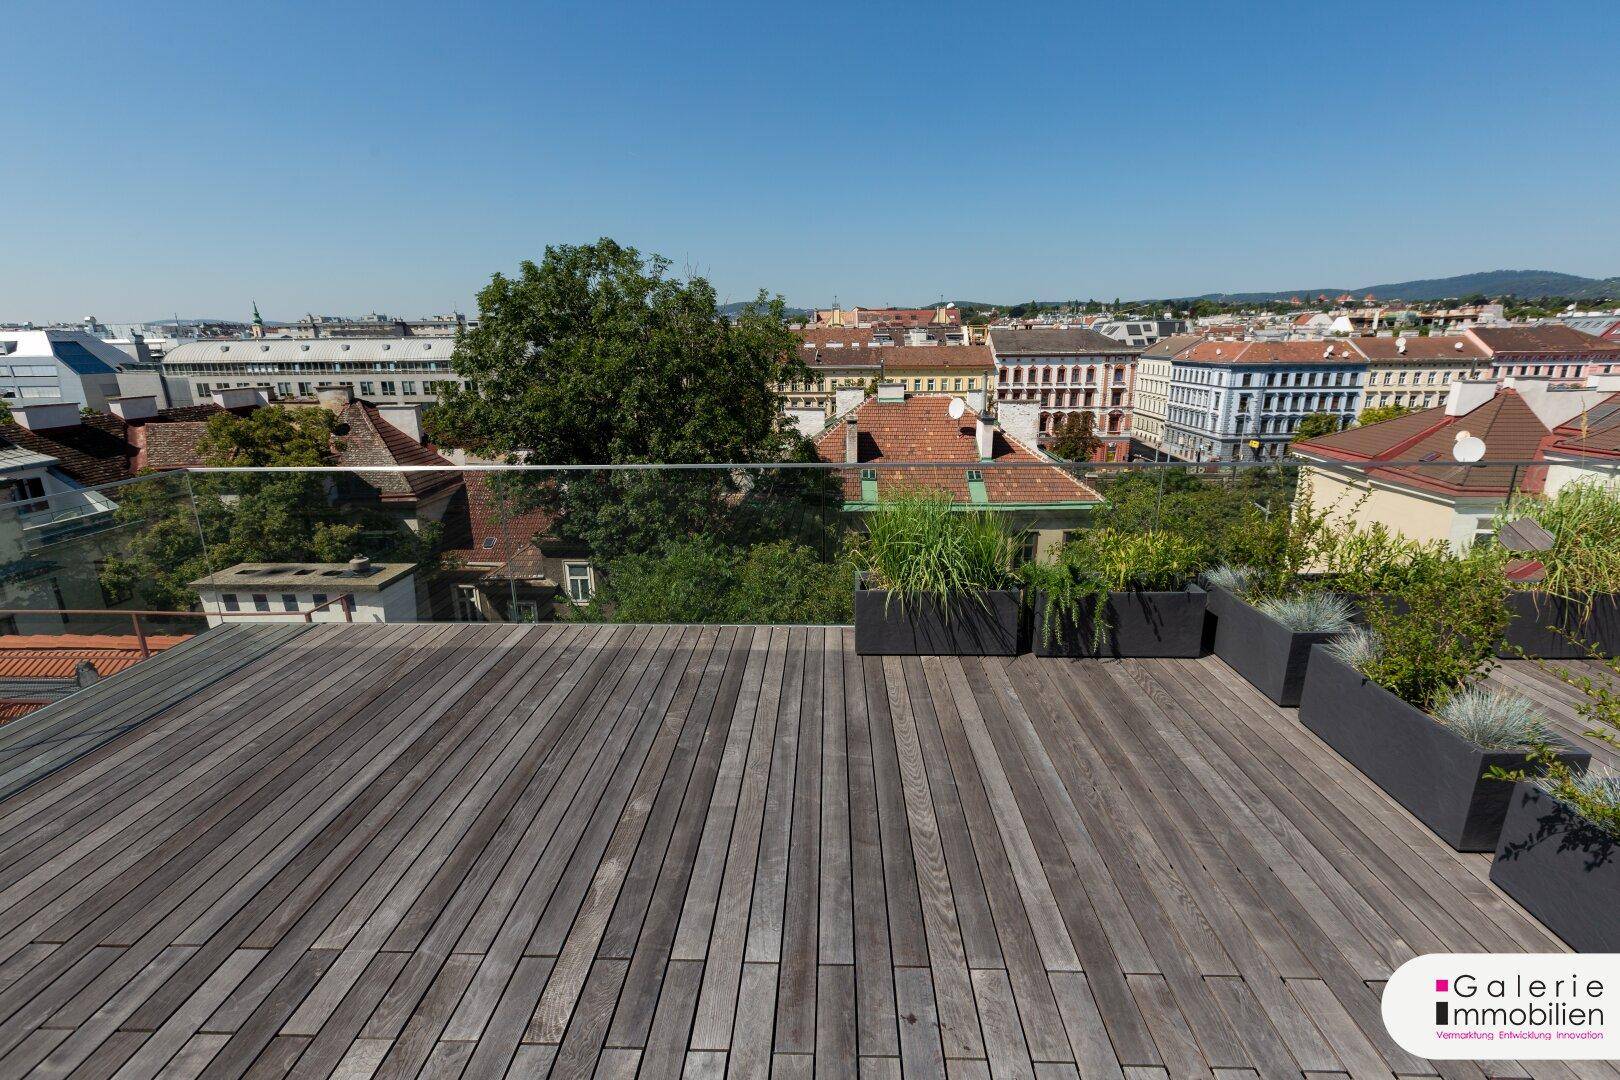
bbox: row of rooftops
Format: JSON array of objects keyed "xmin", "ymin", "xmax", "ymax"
[
  {"xmin": 1295, "ymin": 372, "xmax": 1620, "ymax": 497},
  {"xmin": 0, "ymin": 386, "xmax": 457, "ymax": 502},
  {"xmin": 1144, "ymin": 324, "xmax": 1620, "ymax": 366}
]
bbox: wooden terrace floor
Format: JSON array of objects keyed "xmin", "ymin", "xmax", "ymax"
[{"xmin": 0, "ymin": 622, "xmax": 1611, "ymax": 1080}]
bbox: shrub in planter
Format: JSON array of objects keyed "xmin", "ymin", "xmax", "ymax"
[
  {"xmin": 1487, "ymin": 647, "xmax": 1620, "ymax": 948},
  {"xmin": 1205, "ymin": 576, "xmax": 1354, "ymax": 706},
  {"xmin": 1491, "ymin": 777, "xmax": 1620, "ymax": 951},
  {"xmin": 1295, "ymin": 548, "xmax": 1587, "ymax": 851},
  {"xmin": 853, "ymin": 493, "xmax": 1022, "ymax": 655},
  {"xmin": 1495, "ymin": 482, "xmax": 1620, "ymax": 657},
  {"xmin": 1023, "ymin": 529, "xmax": 1208, "ymax": 658},
  {"xmin": 1300, "ymin": 644, "xmax": 1589, "ymax": 850}
]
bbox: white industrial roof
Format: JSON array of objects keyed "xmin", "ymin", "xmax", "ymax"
[{"xmin": 163, "ymin": 338, "xmax": 454, "ymax": 365}]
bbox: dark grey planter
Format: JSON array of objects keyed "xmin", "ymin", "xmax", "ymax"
[
  {"xmin": 1500, "ymin": 591, "xmax": 1620, "ymax": 659},
  {"xmin": 854, "ymin": 584, "xmax": 1021, "ymax": 656},
  {"xmin": 1032, "ymin": 585, "xmax": 1206, "ymax": 658},
  {"xmin": 1490, "ymin": 782, "xmax": 1620, "ymax": 952},
  {"xmin": 1298, "ymin": 648, "xmax": 1592, "ymax": 851},
  {"xmin": 1206, "ymin": 584, "xmax": 1338, "ymax": 707}
]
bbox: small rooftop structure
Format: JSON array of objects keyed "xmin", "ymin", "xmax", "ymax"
[{"xmin": 188, "ymin": 561, "xmax": 419, "ymax": 624}]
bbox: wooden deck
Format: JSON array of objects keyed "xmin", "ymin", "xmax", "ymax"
[{"xmin": 0, "ymin": 622, "xmax": 1611, "ymax": 1080}]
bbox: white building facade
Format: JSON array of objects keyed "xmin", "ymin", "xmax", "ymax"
[{"xmin": 161, "ymin": 338, "xmax": 462, "ymax": 406}]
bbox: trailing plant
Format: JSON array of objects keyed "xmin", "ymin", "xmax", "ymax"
[
  {"xmin": 1354, "ymin": 544, "xmax": 1511, "ymax": 712},
  {"xmin": 1254, "ymin": 593, "xmax": 1355, "ymax": 634},
  {"xmin": 855, "ymin": 491, "xmax": 1019, "ymax": 614},
  {"xmin": 1022, "ymin": 528, "xmax": 1206, "ymax": 648},
  {"xmin": 1431, "ymin": 689, "xmax": 1547, "ymax": 751}
]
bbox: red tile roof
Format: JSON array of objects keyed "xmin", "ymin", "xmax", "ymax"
[
  {"xmin": 876, "ymin": 345, "xmax": 994, "ymax": 372},
  {"xmin": 1348, "ymin": 335, "xmax": 1488, "ymax": 362},
  {"xmin": 1181, "ymin": 340, "xmax": 1365, "ymax": 365},
  {"xmin": 797, "ymin": 326, "xmax": 876, "ymax": 349},
  {"xmin": 812, "ymin": 395, "xmax": 1100, "ymax": 506},
  {"xmin": 0, "ymin": 701, "xmax": 47, "ymax": 723},
  {"xmin": 1469, "ymin": 325, "xmax": 1620, "ymax": 357},
  {"xmin": 1541, "ymin": 393, "xmax": 1620, "ymax": 459},
  {"xmin": 336, "ymin": 403, "xmax": 459, "ymax": 502},
  {"xmin": 439, "ymin": 473, "xmax": 557, "ymax": 563},
  {"xmin": 0, "ymin": 633, "xmax": 190, "ymax": 680},
  {"xmin": 1294, "ymin": 391, "xmax": 1551, "ymax": 496}
]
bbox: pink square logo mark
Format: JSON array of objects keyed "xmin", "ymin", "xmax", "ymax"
[{"xmin": 1435, "ymin": 979, "xmax": 1449, "ymax": 992}]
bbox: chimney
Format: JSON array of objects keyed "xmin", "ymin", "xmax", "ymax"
[
  {"xmin": 349, "ymin": 555, "xmax": 372, "ymax": 575},
  {"xmin": 844, "ymin": 414, "xmax": 860, "ymax": 464},
  {"xmin": 833, "ymin": 386, "xmax": 866, "ymax": 418},
  {"xmin": 376, "ymin": 403, "xmax": 424, "ymax": 444},
  {"xmin": 975, "ymin": 409, "xmax": 998, "ymax": 461},
  {"xmin": 12, "ymin": 402, "xmax": 83, "ymax": 431},
  {"xmin": 108, "ymin": 395, "xmax": 159, "ymax": 422},
  {"xmin": 316, "ymin": 385, "xmax": 354, "ymax": 414},
  {"xmin": 211, "ymin": 386, "xmax": 268, "ymax": 411},
  {"xmin": 1444, "ymin": 378, "xmax": 1498, "ymax": 417},
  {"xmin": 996, "ymin": 400, "xmax": 1040, "ymax": 449}
]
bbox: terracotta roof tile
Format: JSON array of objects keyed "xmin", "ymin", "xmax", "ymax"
[
  {"xmin": 989, "ymin": 328, "xmax": 1138, "ymax": 356},
  {"xmin": 876, "ymin": 345, "xmax": 995, "ymax": 372},
  {"xmin": 1471, "ymin": 325, "xmax": 1620, "ymax": 356},
  {"xmin": 1348, "ymin": 335, "xmax": 1488, "ymax": 361},
  {"xmin": 1295, "ymin": 392, "xmax": 1550, "ymax": 496},
  {"xmin": 1181, "ymin": 340, "xmax": 1365, "ymax": 365},
  {"xmin": 812, "ymin": 395, "xmax": 1100, "ymax": 506}
]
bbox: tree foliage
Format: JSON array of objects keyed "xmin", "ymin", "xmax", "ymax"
[
  {"xmin": 1048, "ymin": 412, "xmax": 1101, "ymax": 462},
  {"xmin": 581, "ymin": 537, "xmax": 854, "ymax": 624},
  {"xmin": 1291, "ymin": 412, "xmax": 1341, "ymax": 445},
  {"xmin": 99, "ymin": 407, "xmax": 439, "ymax": 611},
  {"xmin": 428, "ymin": 238, "xmax": 833, "ymax": 562},
  {"xmin": 1357, "ymin": 404, "xmax": 1414, "ymax": 426}
]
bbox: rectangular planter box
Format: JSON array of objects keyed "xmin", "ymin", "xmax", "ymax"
[
  {"xmin": 854, "ymin": 585, "xmax": 1021, "ymax": 656},
  {"xmin": 1500, "ymin": 591, "xmax": 1620, "ymax": 659},
  {"xmin": 1206, "ymin": 585, "xmax": 1339, "ymax": 707},
  {"xmin": 1032, "ymin": 585, "xmax": 1206, "ymax": 658},
  {"xmin": 1490, "ymin": 782, "xmax": 1620, "ymax": 952},
  {"xmin": 1298, "ymin": 648, "xmax": 1591, "ymax": 851}
]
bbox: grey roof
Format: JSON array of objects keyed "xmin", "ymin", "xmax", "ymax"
[
  {"xmin": 163, "ymin": 337, "xmax": 454, "ymax": 366},
  {"xmin": 189, "ymin": 561, "xmax": 417, "ymax": 592},
  {"xmin": 1139, "ymin": 333, "xmax": 1207, "ymax": 359},
  {"xmin": 988, "ymin": 327, "xmax": 1139, "ymax": 356}
]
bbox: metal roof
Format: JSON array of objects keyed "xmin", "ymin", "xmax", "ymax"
[
  {"xmin": 163, "ymin": 338, "xmax": 454, "ymax": 365},
  {"xmin": 0, "ymin": 445, "xmax": 60, "ymax": 471}
]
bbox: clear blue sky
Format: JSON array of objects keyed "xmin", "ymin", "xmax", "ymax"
[{"xmin": 5, "ymin": 0, "xmax": 1617, "ymax": 323}]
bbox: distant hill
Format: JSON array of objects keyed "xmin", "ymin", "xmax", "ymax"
[{"xmin": 1183, "ymin": 270, "xmax": 1620, "ymax": 304}]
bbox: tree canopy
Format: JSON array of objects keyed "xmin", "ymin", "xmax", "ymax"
[
  {"xmin": 1357, "ymin": 404, "xmax": 1414, "ymax": 426},
  {"xmin": 1291, "ymin": 412, "xmax": 1342, "ymax": 445},
  {"xmin": 1048, "ymin": 412, "xmax": 1102, "ymax": 462}
]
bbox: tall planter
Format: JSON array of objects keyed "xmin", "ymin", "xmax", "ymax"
[
  {"xmin": 1500, "ymin": 591, "xmax": 1620, "ymax": 659},
  {"xmin": 1032, "ymin": 585, "xmax": 1206, "ymax": 659},
  {"xmin": 1298, "ymin": 648, "xmax": 1591, "ymax": 851},
  {"xmin": 1490, "ymin": 782, "xmax": 1620, "ymax": 952},
  {"xmin": 1206, "ymin": 584, "xmax": 1338, "ymax": 707},
  {"xmin": 854, "ymin": 582, "xmax": 1022, "ymax": 656}
]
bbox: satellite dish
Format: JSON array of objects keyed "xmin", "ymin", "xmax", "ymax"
[
  {"xmin": 947, "ymin": 396, "xmax": 967, "ymax": 420},
  {"xmin": 1452, "ymin": 431, "xmax": 1486, "ymax": 463}
]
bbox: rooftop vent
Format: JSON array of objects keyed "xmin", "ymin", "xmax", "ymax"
[{"xmin": 349, "ymin": 556, "xmax": 372, "ymax": 575}]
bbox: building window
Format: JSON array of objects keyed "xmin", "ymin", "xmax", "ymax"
[
  {"xmin": 276, "ymin": 382, "xmax": 292, "ymax": 397},
  {"xmin": 222, "ymin": 593, "xmax": 239, "ymax": 612},
  {"xmin": 453, "ymin": 584, "xmax": 483, "ymax": 622},
  {"xmin": 252, "ymin": 594, "xmax": 270, "ymax": 612},
  {"xmin": 359, "ymin": 381, "xmax": 375, "ymax": 396},
  {"xmin": 381, "ymin": 381, "xmax": 397, "ymax": 395},
  {"xmin": 565, "ymin": 562, "xmax": 595, "ymax": 604},
  {"xmin": 282, "ymin": 594, "xmax": 298, "ymax": 612},
  {"xmin": 402, "ymin": 381, "xmax": 416, "ymax": 394}
]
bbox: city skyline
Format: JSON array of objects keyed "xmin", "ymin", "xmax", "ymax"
[{"xmin": 4, "ymin": 0, "xmax": 1619, "ymax": 322}]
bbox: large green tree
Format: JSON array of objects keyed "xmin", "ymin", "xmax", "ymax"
[
  {"xmin": 100, "ymin": 407, "xmax": 439, "ymax": 610},
  {"xmin": 1048, "ymin": 412, "xmax": 1101, "ymax": 462},
  {"xmin": 1291, "ymin": 412, "xmax": 1342, "ymax": 446},
  {"xmin": 430, "ymin": 239, "xmax": 828, "ymax": 561}
]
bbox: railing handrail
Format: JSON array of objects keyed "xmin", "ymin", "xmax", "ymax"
[{"xmin": 168, "ymin": 458, "xmax": 1620, "ymax": 473}]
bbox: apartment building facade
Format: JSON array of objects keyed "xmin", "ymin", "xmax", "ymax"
[
  {"xmin": 1354, "ymin": 334, "xmax": 1490, "ymax": 413},
  {"xmin": 1467, "ymin": 324, "xmax": 1620, "ymax": 379},
  {"xmin": 988, "ymin": 327, "xmax": 1138, "ymax": 459},
  {"xmin": 1162, "ymin": 340, "xmax": 1366, "ymax": 461},
  {"xmin": 1130, "ymin": 334, "xmax": 1202, "ymax": 454},
  {"xmin": 161, "ymin": 337, "xmax": 461, "ymax": 406}
]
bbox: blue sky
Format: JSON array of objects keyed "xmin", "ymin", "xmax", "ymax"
[{"xmin": 4, "ymin": 0, "xmax": 1618, "ymax": 322}]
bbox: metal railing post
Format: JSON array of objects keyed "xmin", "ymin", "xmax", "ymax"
[
  {"xmin": 344, "ymin": 595, "xmax": 353, "ymax": 623},
  {"xmin": 132, "ymin": 613, "xmax": 150, "ymax": 660}
]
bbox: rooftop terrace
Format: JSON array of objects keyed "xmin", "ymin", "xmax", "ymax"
[{"xmin": 0, "ymin": 622, "xmax": 1611, "ymax": 1078}]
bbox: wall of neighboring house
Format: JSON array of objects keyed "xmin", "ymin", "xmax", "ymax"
[
  {"xmin": 1541, "ymin": 457, "xmax": 1620, "ymax": 497},
  {"xmin": 1300, "ymin": 465, "xmax": 1485, "ymax": 551}
]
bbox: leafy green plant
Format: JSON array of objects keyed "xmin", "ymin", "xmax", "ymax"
[
  {"xmin": 1354, "ymin": 545, "xmax": 1511, "ymax": 712},
  {"xmin": 1498, "ymin": 480, "xmax": 1620, "ymax": 598},
  {"xmin": 1254, "ymin": 593, "xmax": 1355, "ymax": 634},
  {"xmin": 1022, "ymin": 528, "xmax": 1206, "ymax": 647},
  {"xmin": 1315, "ymin": 521, "xmax": 1444, "ymax": 596},
  {"xmin": 583, "ymin": 536, "xmax": 854, "ymax": 624},
  {"xmin": 1431, "ymin": 689, "xmax": 1547, "ymax": 751},
  {"xmin": 856, "ymin": 491, "xmax": 1019, "ymax": 614}
]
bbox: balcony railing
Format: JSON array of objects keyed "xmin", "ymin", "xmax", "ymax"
[{"xmin": 0, "ymin": 455, "xmax": 1613, "ymax": 634}]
